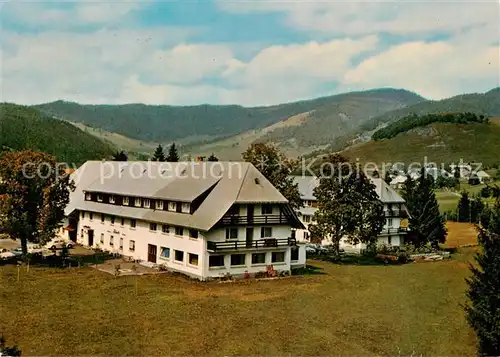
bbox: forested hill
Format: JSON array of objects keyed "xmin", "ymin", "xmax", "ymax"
[
  {"xmin": 0, "ymin": 103, "xmax": 115, "ymax": 165},
  {"xmin": 372, "ymin": 112, "xmax": 490, "ymax": 140},
  {"xmin": 33, "ymin": 88, "xmax": 425, "ymax": 143},
  {"xmin": 361, "ymin": 88, "xmax": 500, "ymax": 132}
]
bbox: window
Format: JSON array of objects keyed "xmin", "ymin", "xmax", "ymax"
[
  {"xmin": 135, "ymin": 198, "xmax": 141, "ymax": 207},
  {"xmin": 188, "ymin": 253, "xmax": 199, "ymax": 266},
  {"xmin": 225, "ymin": 227, "xmax": 238, "ymax": 240},
  {"xmin": 272, "ymin": 252, "xmax": 285, "ymax": 263},
  {"xmin": 174, "ymin": 250, "xmax": 184, "ymax": 262},
  {"xmin": 143, "ymin": 198, "xmax": 150, "ymax": 208},
  {"xmin": 209, "ymin": 255, "xmax": 224, "ymax": 267},
  {"xmin": 162, "ymin": 225, "xmax": 170, "ymax": 233},
  {"xmin": 101, "ymin": 214, "xmax": 105, "ymax": 223},
  {"xmin": 149, "ymin": 222, "xmax": 157, "ymax": 231},
  {"xmin": 110, "ymin": 235, "xmax": 114, "ymax": 246},
  {"xmin": 261, "ymin": 227, "xmax": 272, "ymax": 238},
  {"xmin": 121, "ymin": 217, "xmax": 125, "ymax": 226},
  {"xmin": 305, "ymin": 200, "xmax": 311, "ymax": 207},
  {"xmin": 168, "ymin": 202, "xmax": 176, "ymax": 211},
  {"xmin": 81, "ymin": 211, "xmax": 85, "ymax": 219},
  {"xmin": 129, "ymin": 240, "xmax": 135, "ymax": 251},
  {"xmin": 291, "ymin": 247, "xmax": 299, "ymax": 261},
  {"xmin": 89, "ymin": 212, "xmax": 93, "ymax": 220},
  {"xmin": 110, "ymin": 216, "xmax": 115, "ymax": 225},
  {"xmin": 119, "ymin": 238, "xmax": 123, "ymax": 250},
  {"xmin": 303, "ymin": 231, "xmax": 309, "ymax": 240},
  {"xmin": 80, "ymin": 229, "xmax": 83, "ymax": 238},
  {"xmin": 123, "ymin": 197, "xmax": 129, "ymax": 205},
  {"xmin": 189, "ymin": 229, "xmax": 198, "ymax": 239},
  {"xmin": 251, "ymin": 253, "xmax": 266, "ymax": 265},
  {"xmin": 100, "ymin": 233, "xmax": 104, "ymax": 244},
  {"xmin": 130, "ymin": 219, "xmax": 136, "ymax": 228},
  {"xmin": 109, "ymin": 195, "xmax": 115, "ymax": 204},
  {"xmin": 388, "ymin": 236, "xmax": 392, "ymax": 245},
  {"xmin": 160, "ymin": 247, "xmax": 170, "ymax": 260},
  {"xmin": 85, "ymin": 192, "xmax": 91, "ymax": 201},
  {"xmin": 182, "ymin": 203, "xmax": 190, "ymax": 213},
  {"xmin": 156, "ymin": 200, "xmax": 163, "ymax": 210},
  {"xmin": 387, "ymin": 218, "xmax": 393, "ymax": 227},
  {"xmin": 261, "ymin": 204, "xmax": 273, "ymax": 215},
  {"xmin": 97, "ymin": 194, "xmax": 103, "ymax": 202},
  {"xmin": 231, "ymin": 254, "xmax": 246, "ymax": 266},
  {"xmin": 175, "ymin": 227, "xmax": 184, "ymax": 236},
  {"xmin": 303, "ymin": 215, "xmax": 311, "ymax": 223}
]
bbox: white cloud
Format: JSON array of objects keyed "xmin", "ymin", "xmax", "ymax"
[
  {"xmin": 343, "ymin": 41, "xmax": 499, "ymax": 99},
  {"xmin": 1, "ymin": 1, "xmax": 146, "ymax": 28},
  {"xmin": 217, "ymin": 0, "xmax": 499, "ymax": 37}
]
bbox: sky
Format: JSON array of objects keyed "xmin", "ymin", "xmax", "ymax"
[{"xmin": 0, "ymin": 0, "xmax": 499, "ymax": 106}]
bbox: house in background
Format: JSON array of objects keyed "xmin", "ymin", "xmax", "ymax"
[
  {"xmin": 475, "ymin": 170, "xmax": 491, "ymax": 184},
  {"xmin": 61, "ymin": 161, "xmax": 306, "ymax": 280},
  {"xmin": 390, "ymin": 175, "xmax": 407, "ymax": 189},
  {"xmin": 291, "ymin": 176, "xmax": 408, "ymax": 252}
]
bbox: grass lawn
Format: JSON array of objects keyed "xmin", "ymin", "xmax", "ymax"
[
  {"xmin": 0, "ymin": 248, "xmax": 478, "ymax": 356},
  {"xmin": 436, "ymin": 180, "xmax": 499, "ymax": 213}
]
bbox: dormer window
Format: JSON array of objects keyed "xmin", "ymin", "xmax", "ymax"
[
  {"xmin": 135, "ymin": 198, "xmax": 141, "ymax": 207},
  {"xmin": 143, "ymin": 198, "xmax": 151, "ymax": 208},
  {"xmin": 181, "ymin": 203, "xmax": 190, "ymax": 213},
  {"xmin": 123, "ymin": 197, "xmax": 129, "ymax": 206},
  {"xmin": 156, "ymin": 200, "xmax": 164, "ymax": 210},
  {"xmin": 85, "ymin": 192, "xmax": 91, "ymax": 201},
  {"xmin": 109, "ymin": 195, "xmax": 115, "ymax": 204},
  {"xmin": 97, "ymin": 194, "xmax": 103, "ymax": 202},
  {"xmin": 168, "ymin": 202, "xmax": 176, "ymax": 211}
]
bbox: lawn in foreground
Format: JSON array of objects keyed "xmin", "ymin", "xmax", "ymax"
[{"xmin": 0, "ymin": 250, "xmax": 477, "ymax": 356}]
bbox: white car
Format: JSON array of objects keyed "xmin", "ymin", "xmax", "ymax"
[
  {"xmin": 0, "ymin": 249, "xmax": 15, "ymax": 260},
  {"xmin": 45, "ymin": 239, "xmax": 74, "ymax": 250},
  {"xmin": 27, "ymin": 244, "xmax": 44, "ymax": 255}
]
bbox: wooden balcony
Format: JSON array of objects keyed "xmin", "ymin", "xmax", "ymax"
[
  {"xmin": 379, "ymin": 227, "xmax": 408, "ymax": 235},
  {"xmin": 217, "ymin": 214, "xmax": 289, "ymax": 226},
  {"xmin": 207, "ymin": 237, "xmax": 296, "ymax": 252},
  {"xmin": 384, "ymin": 210, "xmax": 408, "ymax": 218}
]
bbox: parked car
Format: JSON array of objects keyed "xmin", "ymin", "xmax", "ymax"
[
  {"xmin": 45, "ymin": 239, "xmax": 74, "ymax": 250},
  {"xmin": 305, "ymin": 245, "xmax": 317, "ymax": 254},
  {"xmin": 0, "ymin": 249, "xmax": 15, "ymax": 260},
  {"xmin": 27, "ymin": 244, "xmax": 44, "ymax": 256},
  {"xmin": 10, "ymin": 247, "xmax": 23, "ymax": 257}
]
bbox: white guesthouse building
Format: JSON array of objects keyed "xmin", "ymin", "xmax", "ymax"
[
  {"xmin": 60, "ymin": 161, "xmax": 306, "ymax": 280},
  {"xmin": 292, "ymin": 176, "xmax": 409, "ymax": 252}
]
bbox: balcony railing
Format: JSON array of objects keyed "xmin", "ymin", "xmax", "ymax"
[
  {"xmin": 218, "ymin": 214, "xmax": 289, "ymax": 225},
  {"xmin": 207, "ymin": 237, "xmax": 296, "ymax": 252},
  {"xmin": 384, "ymin": 210, "xmax": 408, "ymax": 218},
  {"xmin": 379, "ymin": 227, "xmax": 408, "ymax": 235}
]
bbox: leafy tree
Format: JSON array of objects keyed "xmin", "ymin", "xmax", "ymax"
[
  {"xmin": 345, "ymin": 171, "xmax": 385, "ymax": 247},
  {"xmin": 465, "ymin": 228, "xmax": 500, "ymax": 356},
  {"xmin": 166, "ymin": 143, "xmax": 179, "ymax": 162},
  {"xmin": 0, "ymin": 150, "xmax": 74, "ymax": 257},
  {"xmin": 242, "ymin": 143, "xmax": 302, "ymax": 210},
  {"xmin": 308, "ymin": 155, "xmax": 384, "ymax": 257},
  {"xmin": 401, "ymin": 169, "xmax": 447, "ymax": 247},
  {"xmin": 384, "ymin": 171, "xmax": 392, "ymax": 184},
  {"xmin": 207, "ymin": 153, "xmax": 219, "ymax": 162},
  {"xmin": 112, "ymin": 151, "xmax": 128, "ymax": 161},
  {"xmin": 152, "ymin": 144, "xmax": 166, "ymax": 162},
  {"xmin": 458, "ymin": 192, "xmax": 471, "ymax": 222}
]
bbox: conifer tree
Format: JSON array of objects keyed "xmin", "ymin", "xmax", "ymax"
[
  {"xmin": 152, "ymin": 144, "xmax": 166, "ymax": 162},
  {"xmin": 166, "ymin": 143, "xmax": 179, "ymax": 162},
  {"xmin": 458, "ymin": 191, "xmax": 471, "ymax": 222},
  {"xmin": 465, "ymin": 228, "xmax": 500, "ymax": 356},
  {"xmin": 470, "ymin": 197, "xmax": 485, "ymax": 224},
  {"xmin": 401, "ymin": 168, "xmax": 447, "ymax": 247}
]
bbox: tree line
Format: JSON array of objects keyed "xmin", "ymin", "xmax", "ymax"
[{"xmin": 372, "ymin": 112, "xmax": 490, "ymax": 141}]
